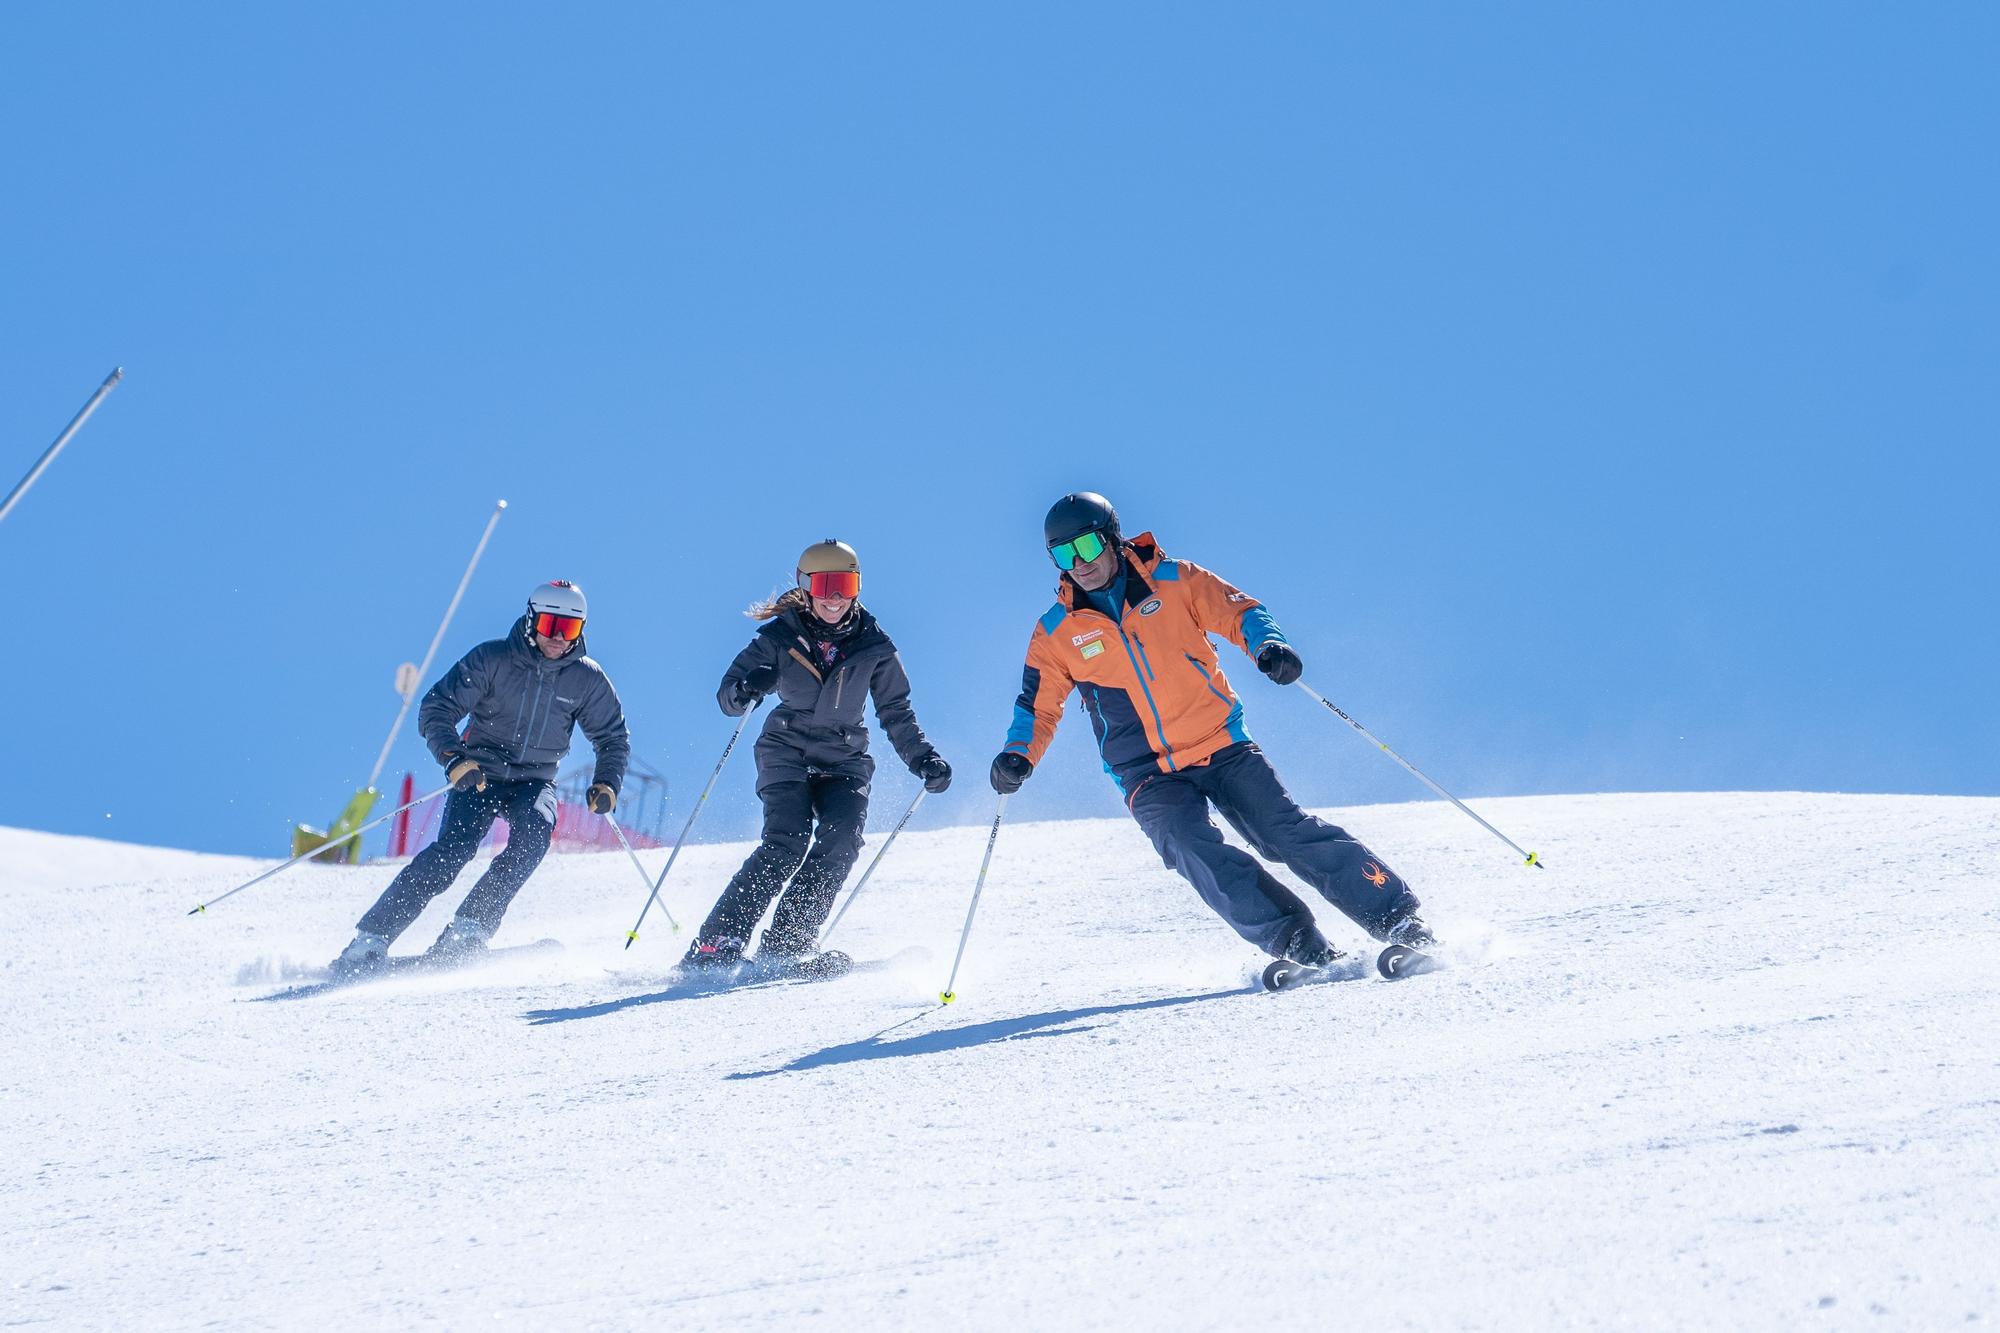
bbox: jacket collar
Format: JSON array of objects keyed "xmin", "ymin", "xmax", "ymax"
[
  {"xmin": 777, "ymin": 603, "xmax": 884, "ymax": 651},
  {"xmin": 1056, "ymin": 531, "xmax": 1161, "ymax": 615}
]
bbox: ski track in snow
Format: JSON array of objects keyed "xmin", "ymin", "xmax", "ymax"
[{"xmin": 3, "ymin": 792, "xmax": 1997, "ymax": 1330}]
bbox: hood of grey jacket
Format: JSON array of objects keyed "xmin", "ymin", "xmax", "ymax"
[{"xmin": 417, "ymin": 616, "xmax": 631, "ymax": 790}]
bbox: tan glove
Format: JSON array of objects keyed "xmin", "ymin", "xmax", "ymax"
[
  {"xmin": 586, "ymin": 783, "xmax": 616, "ymax": 814},
  {"xmin": 448, "ymin": 758, "xmax": 487, "ymax": 792}
]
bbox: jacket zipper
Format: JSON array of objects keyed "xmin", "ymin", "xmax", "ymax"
[
  {"xmin": 528, "ymin": 673, "xmax": 548, "ymax": 750},
  {"xmin": 1131, "ymin": 632, "xmax": 1157, "ymax": 681},
  {"xmin": 1117, "ymin": 625, "xmax": 1176, "ymax": 771},
  {"xmin": 1185, "ymin": 652, "xmax": 1235, "ymax": 706}
]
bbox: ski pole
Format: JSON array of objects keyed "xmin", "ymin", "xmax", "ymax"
[
  {"xmin": 601, "ymin": 810, "xmax": 668, "ymax": 921},
  {"xmin": 1293, "ymin": 680, "xmax": 1543, "ymax": 869},
  {"xmin": 188, "ymin": 783, "xmax": 452, "ymax": 916},
  {"xmin": 622, "ymin": 705, "xmax": 759, "ymax": 948},
  {"xmin": 820, "ymin": 788, "xmax": 925, "ymax": 944},
  {"xmin": 364, "ymin": 499, "xmax": 508, "ymax": 792},
  {"xmin": 939, "ymin": 793, "xmax": 1009, "ymax": 1005},
  {"xmin": 1, "ymin": 367, "xmax": 124, "ymax": 525}
]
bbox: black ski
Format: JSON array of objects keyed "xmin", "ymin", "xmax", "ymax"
[
  {"xmin": 1259, "ymin": 952, "xmax": 1368, "ymax": 992},
  {"xmin": 666, "ymin": 944, "xmax": 928, "ymax": 994},
  {"xmin": 1376, "ymin": 944, "xmax": 1443, "ymax": 979},
  {"xmin": 255, "ymin": 939, "xmax": 564, "ymax": 1001},
  {"xmin": 1261, "ymin": 942, "xmax": 1444, "ymax": 991},
  {"xmin": 672, "ymin": 949, "xmax": 852, "ymax": 991}
]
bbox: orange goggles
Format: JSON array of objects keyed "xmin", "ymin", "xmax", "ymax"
[
  {"xmin": 532, "ymin": 611, "xmax": 585, "ymax": 641},
  {"xmin": 799, "ymin": 570, "xmax": 861, "ymax": 600}
]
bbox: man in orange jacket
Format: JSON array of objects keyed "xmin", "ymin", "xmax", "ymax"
[{"xmin": 989, "ymin": 492, "xmax": 1434, "ymax": 969}]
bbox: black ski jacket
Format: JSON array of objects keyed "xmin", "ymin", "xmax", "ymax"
[
  {"xmin": 419, "ymin": 617, "xmax": 631, "ymax": 792},
  {"xmin": 718, "ymin": 605, "xmax": 934, "ymax": 792}
]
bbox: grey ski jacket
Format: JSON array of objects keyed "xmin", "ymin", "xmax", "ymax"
[
  {"xmin": 419, "ymin": 617, "xmax": 631, "ymax": 792},
  {"xmin": 718, "ymin": 605, "xmax": 934, "ymax": 792}
]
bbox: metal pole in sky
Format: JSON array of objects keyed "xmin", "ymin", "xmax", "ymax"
[
  {"xmin": 0, "ymin": 368, "xmax": 125, "ymax": 525},
  {"xmin": 364, "ymin": 499, "xmax": 508, "ymax": 791}
]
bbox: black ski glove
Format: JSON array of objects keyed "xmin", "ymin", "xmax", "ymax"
[
  {"xmin": 729, "ymin": 663, "xmax": 781, "ymax": 712},
  {"xmin": 989, "ymin": 751, "xmax": 1033, "ymax": 795},
  {"xmin": 447, "ymin": 757, "xmax": 487, "ymax": 792},
  {"xmin": 586, "ymin": 783, "xmax": 617, "ymax": 815},
  {"xmin": 1256, "ymin": 642, "xmax": 1303, "ymax": 686},
  {"xmin": 915, "ymin": 752, "xmax": 952, "ymax": 794}
]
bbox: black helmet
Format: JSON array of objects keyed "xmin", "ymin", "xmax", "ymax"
[{"xmin": 1043, "ymin": 492, "xmax": 1121, "ymax": 549}]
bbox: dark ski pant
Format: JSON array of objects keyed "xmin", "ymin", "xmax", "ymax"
[
  {"xmin": 356, "ymin": 779, "xmax": 555, "ymax": 942},
  {"xmin": 692, "ymin": 773, "xmax": 868, "ymax": 957},
  {"xmin": 1127, "ymin": 742, "xmax": 1418, "ymax": 959}
]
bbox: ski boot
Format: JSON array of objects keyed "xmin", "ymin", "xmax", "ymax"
[
  {"xmin": 1262, "ymin": 926, "xmax": 1346, "ymax": 992},
  {"xmin": 328, "ymin": 930, "xmax": 389, "ymax": 983},
  {"xmin": 680, "ymin": 936, "xmax": 746, "ymax": 972},
  {"xmin": 1378, "ymin": 913, "xmax": 1441, "ymax": 979},
  {"xmin": 766, "ymin": 949, "xmax": 854, "ymax": 981},
  {"xmin": 424, "ymin": 915, "xmax": 493, "ymax": 964}
]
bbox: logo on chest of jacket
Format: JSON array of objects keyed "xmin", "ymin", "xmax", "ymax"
[
  {"xmin": 1138, "ymin": 598, "xmax": 1163, "ymax": 616},
  {"xmin": 1080, "ymin": 640, "xmax": 1106, "ymax": 660}
]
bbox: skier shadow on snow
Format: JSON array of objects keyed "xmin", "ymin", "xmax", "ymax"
[
  {"xmin": 522, "ymin": 969, "xmax": 835, "ymax": 1025},
  {"xmin": 727, "ymin": 988, "xmax": 1244, "ymax": 1080}
]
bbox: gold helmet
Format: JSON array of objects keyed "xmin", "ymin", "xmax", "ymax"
[{"xmin": 796, "ymin": 539, "xmax": 861, "ymax": 599}]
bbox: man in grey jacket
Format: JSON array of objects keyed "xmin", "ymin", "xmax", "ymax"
[{"xmin": 329, "ymin": 580, "xmax": 630, "ymax": 979}]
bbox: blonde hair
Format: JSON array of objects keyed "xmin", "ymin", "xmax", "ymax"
[{"xmin": 747, "ymin": 586, "xmax": 810, "ymax": 621}]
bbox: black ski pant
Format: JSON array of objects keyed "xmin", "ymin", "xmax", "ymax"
[
  {"xmin": 692, "ymin": 773, "xmax": 869, "ymax": 957},
  {"xmin": 1127, "ymin": 742, "xmax": 1418, "ymax": 959},
  {"xmin": 356, "ymin": 779, "xmax": 556, "ymax": 942}
]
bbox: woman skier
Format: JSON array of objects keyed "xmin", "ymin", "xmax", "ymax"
[{"xmin": 681, "ymin": 539, "xmax": 951, "ymax": 978}]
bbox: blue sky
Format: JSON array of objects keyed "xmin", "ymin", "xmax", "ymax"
[{"xmin": 4, "ymin": 3, "xmax": 1994, "ymax": 858}]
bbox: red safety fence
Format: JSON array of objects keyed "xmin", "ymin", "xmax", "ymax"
[{"xmin": 394, "ymin": 758, "xmax": 669, "ymax": 858}]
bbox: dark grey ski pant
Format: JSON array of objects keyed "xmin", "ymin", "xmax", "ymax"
[
  {"xmin": 691, "ymin": 773, "xmax": 869, "ymax": 957},
  {"xmin": 1127, "ymin": 742, "xmax": 1418, "ymax": 959},
  {"xmin": 356, "ymin": 779, "xmax": 556, "ymax": 941}
]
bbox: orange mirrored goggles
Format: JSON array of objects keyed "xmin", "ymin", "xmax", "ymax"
[
  {"xmin": 532, "ymin": 612, "xmax": 585, "ymax": 641},
  {"xmin": 799, "ymin": 570, "xmax": 861, "ymax": 600}
]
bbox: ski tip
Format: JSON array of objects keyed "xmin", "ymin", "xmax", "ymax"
[
  {"xmin": 1377, "ymin": 944, "xmax": 1443, "ymax": 979},
  {"xmin": 939, "ymin": 990, "xmax": 956, "ymax": 1005},
  {"xmin": 1260, "ymin": 959, "xmax": 1291, "ymax": 992}
]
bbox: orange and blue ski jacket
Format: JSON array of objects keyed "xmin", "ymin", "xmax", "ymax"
[{"xmin": 1004, "ymin": 532, "xmax": 1289, "ymax": 795}]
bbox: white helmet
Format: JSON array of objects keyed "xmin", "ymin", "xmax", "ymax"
[{"xmin": 527, "ymin": 579, "xmax": 588, "ymax": 621}]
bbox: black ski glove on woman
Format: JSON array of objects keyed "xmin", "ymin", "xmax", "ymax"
[{"xmin": 915, "ymin": 752, "xmax": 952, "ymax": 794}]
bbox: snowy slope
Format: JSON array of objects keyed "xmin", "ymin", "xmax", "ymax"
[{"xmin": 3, "ymin": 793, "xmax": 1996, "ymax": 1330}]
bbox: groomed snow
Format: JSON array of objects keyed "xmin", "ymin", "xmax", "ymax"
[{"xmin": 4, "ymin": 792, "xmax": 1996, "ymax": 1329}]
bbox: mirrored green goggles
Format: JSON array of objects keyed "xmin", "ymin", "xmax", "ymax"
[{"xmin": 1048, "ymin": 529, "xmax": 1109, "ymax": 571}]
